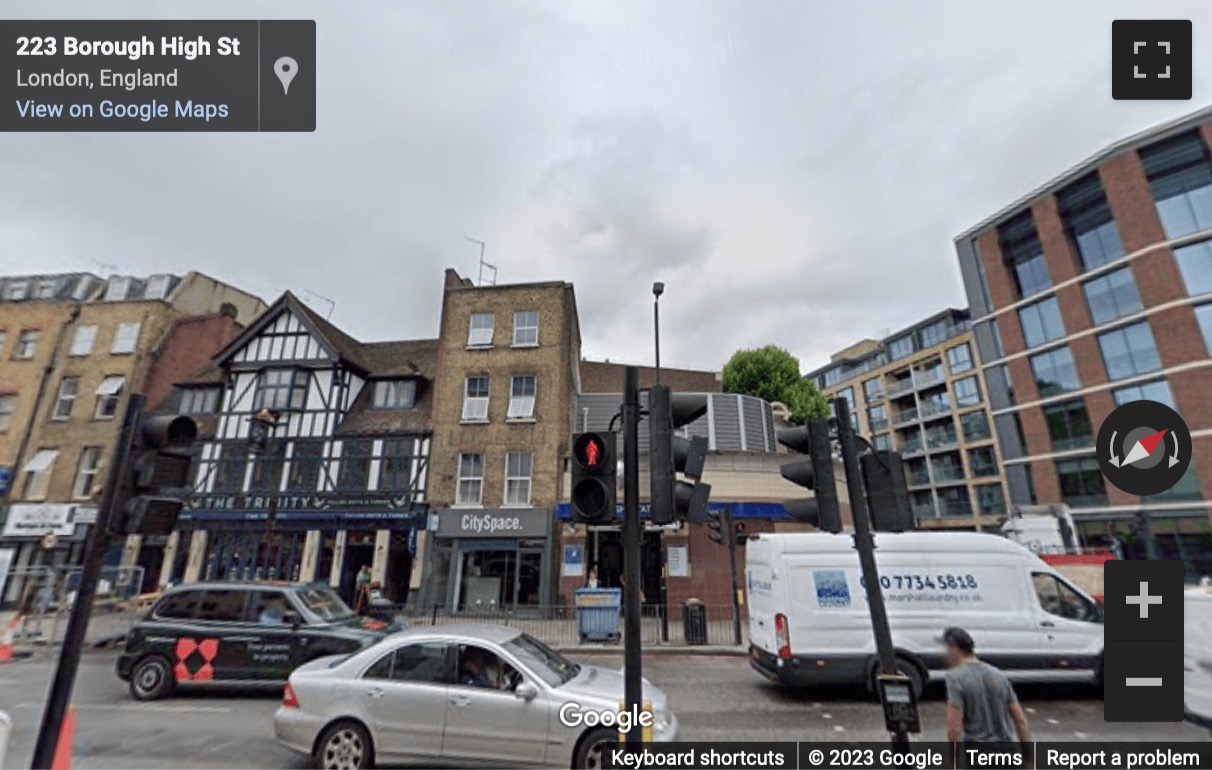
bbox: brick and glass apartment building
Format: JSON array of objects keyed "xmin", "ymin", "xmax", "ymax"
[
  {"xmin": 954, "ymin": 105, "xmax": 1212, "ymax": 575},
  {"xmin": 805, "ymin": 308, "xmax": 1010, "ymax": 531}
]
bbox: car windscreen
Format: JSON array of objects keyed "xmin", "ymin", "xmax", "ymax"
[
  {"xmin": 503, "ymin": 633, "xmax": 580, "ymax": 687},
  {"xmin": 294, "ymin": 584, "xmax": 355, "ymax": 622}
]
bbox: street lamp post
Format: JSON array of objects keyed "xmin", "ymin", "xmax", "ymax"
[
  {"xmin": 651, "ymin": 282, "xmax": 669, "ymax": 642},
  {"xmin": 652, "ymin": 282, "xmax": 664, "ymax": 385}
]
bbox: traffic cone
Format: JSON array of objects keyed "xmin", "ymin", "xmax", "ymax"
[
  {"xmin": 51, "ymin": 707, "xmax": 75, "ymax": 770},
  {"xmin": 0, "ymin": 616, "xmax": 19, "ymax": 663}
]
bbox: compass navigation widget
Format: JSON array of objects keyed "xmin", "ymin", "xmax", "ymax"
[{"xmin": 1096, "ymin": 400, "xmax": 1192, "ymax": 496}]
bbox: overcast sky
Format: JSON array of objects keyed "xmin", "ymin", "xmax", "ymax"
[{"xmin": 4, "ymin": 1, "xmax": 1212, "ymax": 375}]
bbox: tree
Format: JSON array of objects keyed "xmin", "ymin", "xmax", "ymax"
[{"xmin": 722, "ymin": 345, "xmax": 830, "ymax": 423}]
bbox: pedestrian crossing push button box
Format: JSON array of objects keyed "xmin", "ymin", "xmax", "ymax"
[{"xmin": 1103, "ymin": 560, "xmax": 1184, "ymax": 721}]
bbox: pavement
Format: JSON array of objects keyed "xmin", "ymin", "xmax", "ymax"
[{"xmin": 0, "ymin": 648, "xmax": 1205, "ymax": 769}]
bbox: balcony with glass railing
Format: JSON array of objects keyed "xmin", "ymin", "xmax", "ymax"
[
  {"xmin": 914, "ymin": 368, "xmax": 945, "ymax": 389},
  {"xmin": 962, "ymin": 424, "xmax": 992, "ymax": 442},
  {"xmin": 926, "ymin": 432, "xmax": 959, "ymax": 450},
  {"xmin": 978, "ymin": 499, "xmax": 1007, "ymax": 516},
  {"xmin": 887, "ymin": 377, "xmax": 915, "ymax": 396},
  {"xmin": 912, "ymin": 502, "xmax": 938, "ymax": 520},
  {"xmin": 970, "ymin": 461, "xmax": 999, "ymax": 478},
  {"xmin": 940, "ymin": 499, "xmax": 974, "ymax": 517},
  {"xmin": 920, "ymin": 400, "xmax": 952, "ymax": 420},
  {"xmin": 906, "ymin": 468, "xmax": 932, "ymax": 487},
  {"xmin": 869, "ymin": 417, "xmax": 889, "ymax": 432},
  {"xmin": 1051, "ymin": 436, "xmax": 1094, "ymax": 452},
  {"xmin": 931, "ymin": 465, "xmax": 966, "ymax": 483},
  {"xmin": 892, "ymin": 408, "xmax": 918, "ymax": 425},
  {"xmin": 900, "ymin": 438, "xmax": 925, "ymax": 455}
]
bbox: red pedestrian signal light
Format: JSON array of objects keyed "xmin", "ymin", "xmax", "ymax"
[
  {"xmin": 575, "ymin": 433, "xmax": 607, "ymax": 472},
  {"xmin": 571, "ymin": 432, "xmax": 617, "ymax": 523}
]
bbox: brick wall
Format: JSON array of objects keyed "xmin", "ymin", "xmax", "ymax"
[{"xmin": 143, "ymin": 306, "xmax": 241, "ymax": 411}]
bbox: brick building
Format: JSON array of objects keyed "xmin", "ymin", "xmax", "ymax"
[
  {"xmin": 804, "ymin": 308, "xmax": 1011, "ymax": 531},
  {"xmin": 415, "ymin": 269, "xmax": 582, "ymax": 613},
  {"xmin": 0, "ymin": 272, "xmax": 266, "ymax": 605},
  {"xmin": 954, "ymin": 104, "xmax": 1212, "ymax": 576}
]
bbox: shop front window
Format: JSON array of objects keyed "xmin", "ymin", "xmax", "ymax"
[{"xmin": 453, "ymin": 539, "xmax": 544, "ymax": 613}]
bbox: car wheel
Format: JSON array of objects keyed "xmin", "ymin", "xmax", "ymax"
[
  {"xmin": 314, "ymin": 721, "xmax": 374, "ymax": 770},
  {"xmin": 130, "ymin": 655, "xmax": 175, "ymax": 701},
  {"xmin": 573, "ymin": 727, "xmax": 615, "ymax": 770},
  {"xmin": 869, "ymin": 657, "xmax": 924, "ymax": 702}
]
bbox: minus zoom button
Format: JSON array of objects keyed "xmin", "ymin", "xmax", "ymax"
[{"xmin": 1125, "ymin": 677, "xmax": 1164, "ymax": 686}]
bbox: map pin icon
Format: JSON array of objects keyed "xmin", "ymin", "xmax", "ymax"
[{"xmin": 274, "ymin": 57, "xmax": 298, "ymax": 95}]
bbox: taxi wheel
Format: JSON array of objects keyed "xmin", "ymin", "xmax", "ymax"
[
  {"xmin": 573, "ymin": 727, "xmax": 615, "ymax": 770},
  {"xmin": 314, "ymin": 721, "xmax": 374, "ymax": 770},
  {"xmin": 130, "ymin": 655, "xmax": 174, "ymax": 701}
]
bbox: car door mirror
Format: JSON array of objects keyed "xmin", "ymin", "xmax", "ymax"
[
  {"xmin": 284, "ymin": 611, "xmax": 302, "ymax": 630},
  {"xmin": 514, "ymin": 681, "xmax": 538, "ymax": 701}
]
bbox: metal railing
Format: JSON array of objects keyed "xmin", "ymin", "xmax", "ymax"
[
  {"xmin": 396, "ymin": 602, "xmax": 747, "ymax": 648},
  {"xmin": 1, "ymin": 566, "xmax": 147, "ymax": 652}
]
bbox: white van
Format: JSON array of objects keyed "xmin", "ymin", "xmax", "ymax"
[{"xmin": 745, "ymin": 531, "xmax": 1104, "ymax": 696}]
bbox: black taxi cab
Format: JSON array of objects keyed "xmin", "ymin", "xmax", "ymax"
[{"xmin": 117, "ymin": 581, "xmax": 401, "ymax": 700}]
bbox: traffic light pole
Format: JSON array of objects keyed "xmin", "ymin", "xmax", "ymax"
[
  {"xmin": 622, "ymin": 367, "xmax": 644, "ymax": 746},
  {"xmin": 31, "ymin": 393, "xmax": 144, "ymax": 769},
  {"xmin": 833, "ymin": 397, "xmax": 910, "ymax": 751},
  {"xmin": 725, "ymin": 507, "xmax": 742, "ymax": 645}
]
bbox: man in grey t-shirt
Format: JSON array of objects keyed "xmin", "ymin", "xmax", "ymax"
[{"xmin": 943, "ymin": 627, "xmax": 1031, "ymax": 744}]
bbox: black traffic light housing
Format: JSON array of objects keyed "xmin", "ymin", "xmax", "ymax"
[
  {"xmin": 115, "ymin": 414, "xmax": 199, "ymax": 536},
  {"xmin": 777, "ymin": 419, "xmax": 842, "ymax": 533},
  {"xmin": 861, "ymin": 450, "xmax": 914, "ymax": 532},
  {"xmin": 649, "ymin": 386, "xmax": 711, "ymax": 524},
  {"xmin": 705, "ymin": 507, "xmax": 732, "ymax": 545},
  {"xmin": 571, "ymin": 431, "xmax": 618, "ymax": 523},
  {"xmin": 734, "ymin": 521, "xmax": 748, "ymax": 546}
]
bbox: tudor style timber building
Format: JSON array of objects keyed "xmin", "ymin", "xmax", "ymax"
[{"xmin": 168, "ymin": 292, "xmax": 436, "ymax": 605}]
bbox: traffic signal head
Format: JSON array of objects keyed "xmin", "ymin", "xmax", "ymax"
[
  {"xmin": 706, "ymin": 509, "xmax": 726, "ymax": 544},
  {"xmin": 571, "ymin": 431, "xmax": 617, "ymax": 523},
  {"xmin": 777, "ymin": 419, "xmax": 842, "ymax": 533},
  {"xmin": 116, "ymin": 414, "xmax": 199, "ymax": 536},
  {"xmin": 861, "ymin": 451, "xmax": 913, "ymax": 533},
  {"xmin": 649, "ymin": 386, "xmax": 711, "ymax": 524},
  {"xmin": 734, "ymin": 521, "xmax": 748, "ymax": 545}
]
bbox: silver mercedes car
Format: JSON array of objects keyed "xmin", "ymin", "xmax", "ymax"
[{"xmin": 273, "ymin": 624, "xmax": 678, "ymax": 769}]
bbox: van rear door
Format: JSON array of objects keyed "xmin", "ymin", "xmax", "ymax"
[{"xmin": 745, "ymin": 539, "xmax": 778, "ymax": 654}]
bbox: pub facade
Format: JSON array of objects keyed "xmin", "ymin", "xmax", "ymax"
[{"xmin": 164, "ymin": 292, "xmax": 436, "ymax": 605}]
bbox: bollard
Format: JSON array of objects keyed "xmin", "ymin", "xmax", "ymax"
[{"xmin": 0, "ymin": 709, "xmax": 12, "ymax": 769}]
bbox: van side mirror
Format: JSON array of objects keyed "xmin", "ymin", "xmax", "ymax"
[{"xmin": 514, "ymin": 681, "xmax": 538, "ymax": 701}]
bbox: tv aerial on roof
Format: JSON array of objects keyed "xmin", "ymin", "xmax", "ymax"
[{"xmin": 464, "ymin": 235, "xmax": 496, "ymax": 286}]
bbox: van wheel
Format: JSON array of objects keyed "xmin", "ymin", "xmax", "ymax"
[
  {"xmin": 869, "ymin": 657, "xmax": 924, "ymax": 702},
  {"xmin": 573, "ymin": 727, "xmax": 616, "ymax": 770},
  {"xmin": 130, "ymin": 655, "xmax": 175, "ymax": 701}
]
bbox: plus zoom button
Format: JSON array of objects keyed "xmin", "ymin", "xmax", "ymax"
[{"xmin": 1103, "ymin": 560, "xmax": 1184, "ymax": 722}]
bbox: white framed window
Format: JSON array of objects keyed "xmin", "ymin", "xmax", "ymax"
[
  {"xmin": 112, "ymin": 322, "xmax": 141, "ymax": 354},
  {"xmin": 72, "ymin": 446, "xmax": 103, "ymax": 499},
  {"xmin": 512, "ymin": 310, "xmax": 539, "ymax": 346},
  {"xmin": 0, "ymin": 394, "xmax": 15, "ymax": 432},
  {"xmin": 504, "ymin": 452, "xmax": 533, "ymax": 506},
  {"xmin": 462, "ymin": 376, "xmax": 490, "ymax": 421},
  {"xmin": 467, "ymin": 313, "xmax": 494, "ymax": 347},
  {"xmin": 144, "ymin": 274, "xmax": 172, "ymax": 299},
  {"xmin": 53, "ymin": 377, "xmax": 79, "ymax": 420},
  {"xmin": 95, "ymin": 376, "xmax": 125, "ymax": 419},
  {"xmin": 508, "ymin": 375, "xmax": 536, "ymax": 420},
  {"xmin": 69, "ymin": 325, "xmax": 98, "ymax": 356},
  {"xmin": 21, "ymin": 449, "xmax": 59, "ymax": 501},
  {"xmin": 4, "ymin": 279, "xmax": 29, "ymax": 301},
  {"xmin": 104, "ymin": 276, "xmax": 132, "ymax": 301},
  {"xmin": 372, "ymin": 379, "xmax": 416, "ymax": 410},
  {"xmin": 180, "ymin": 387, "xmax": 221, "ymax": 415},
  {"xmin": 455, "ymin": 452, "xmax": 484, "ymax": 506},
  {"xmin": 35, "ymin": 277, "xmax": 57, "ymax": 299},
  {"xmin": 255, "ymin": 368, "xmax": 308, "ymax": 411},
  {"xmin": 15, "ymin": 329, "xmax": 38, "ymax": 359}
]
